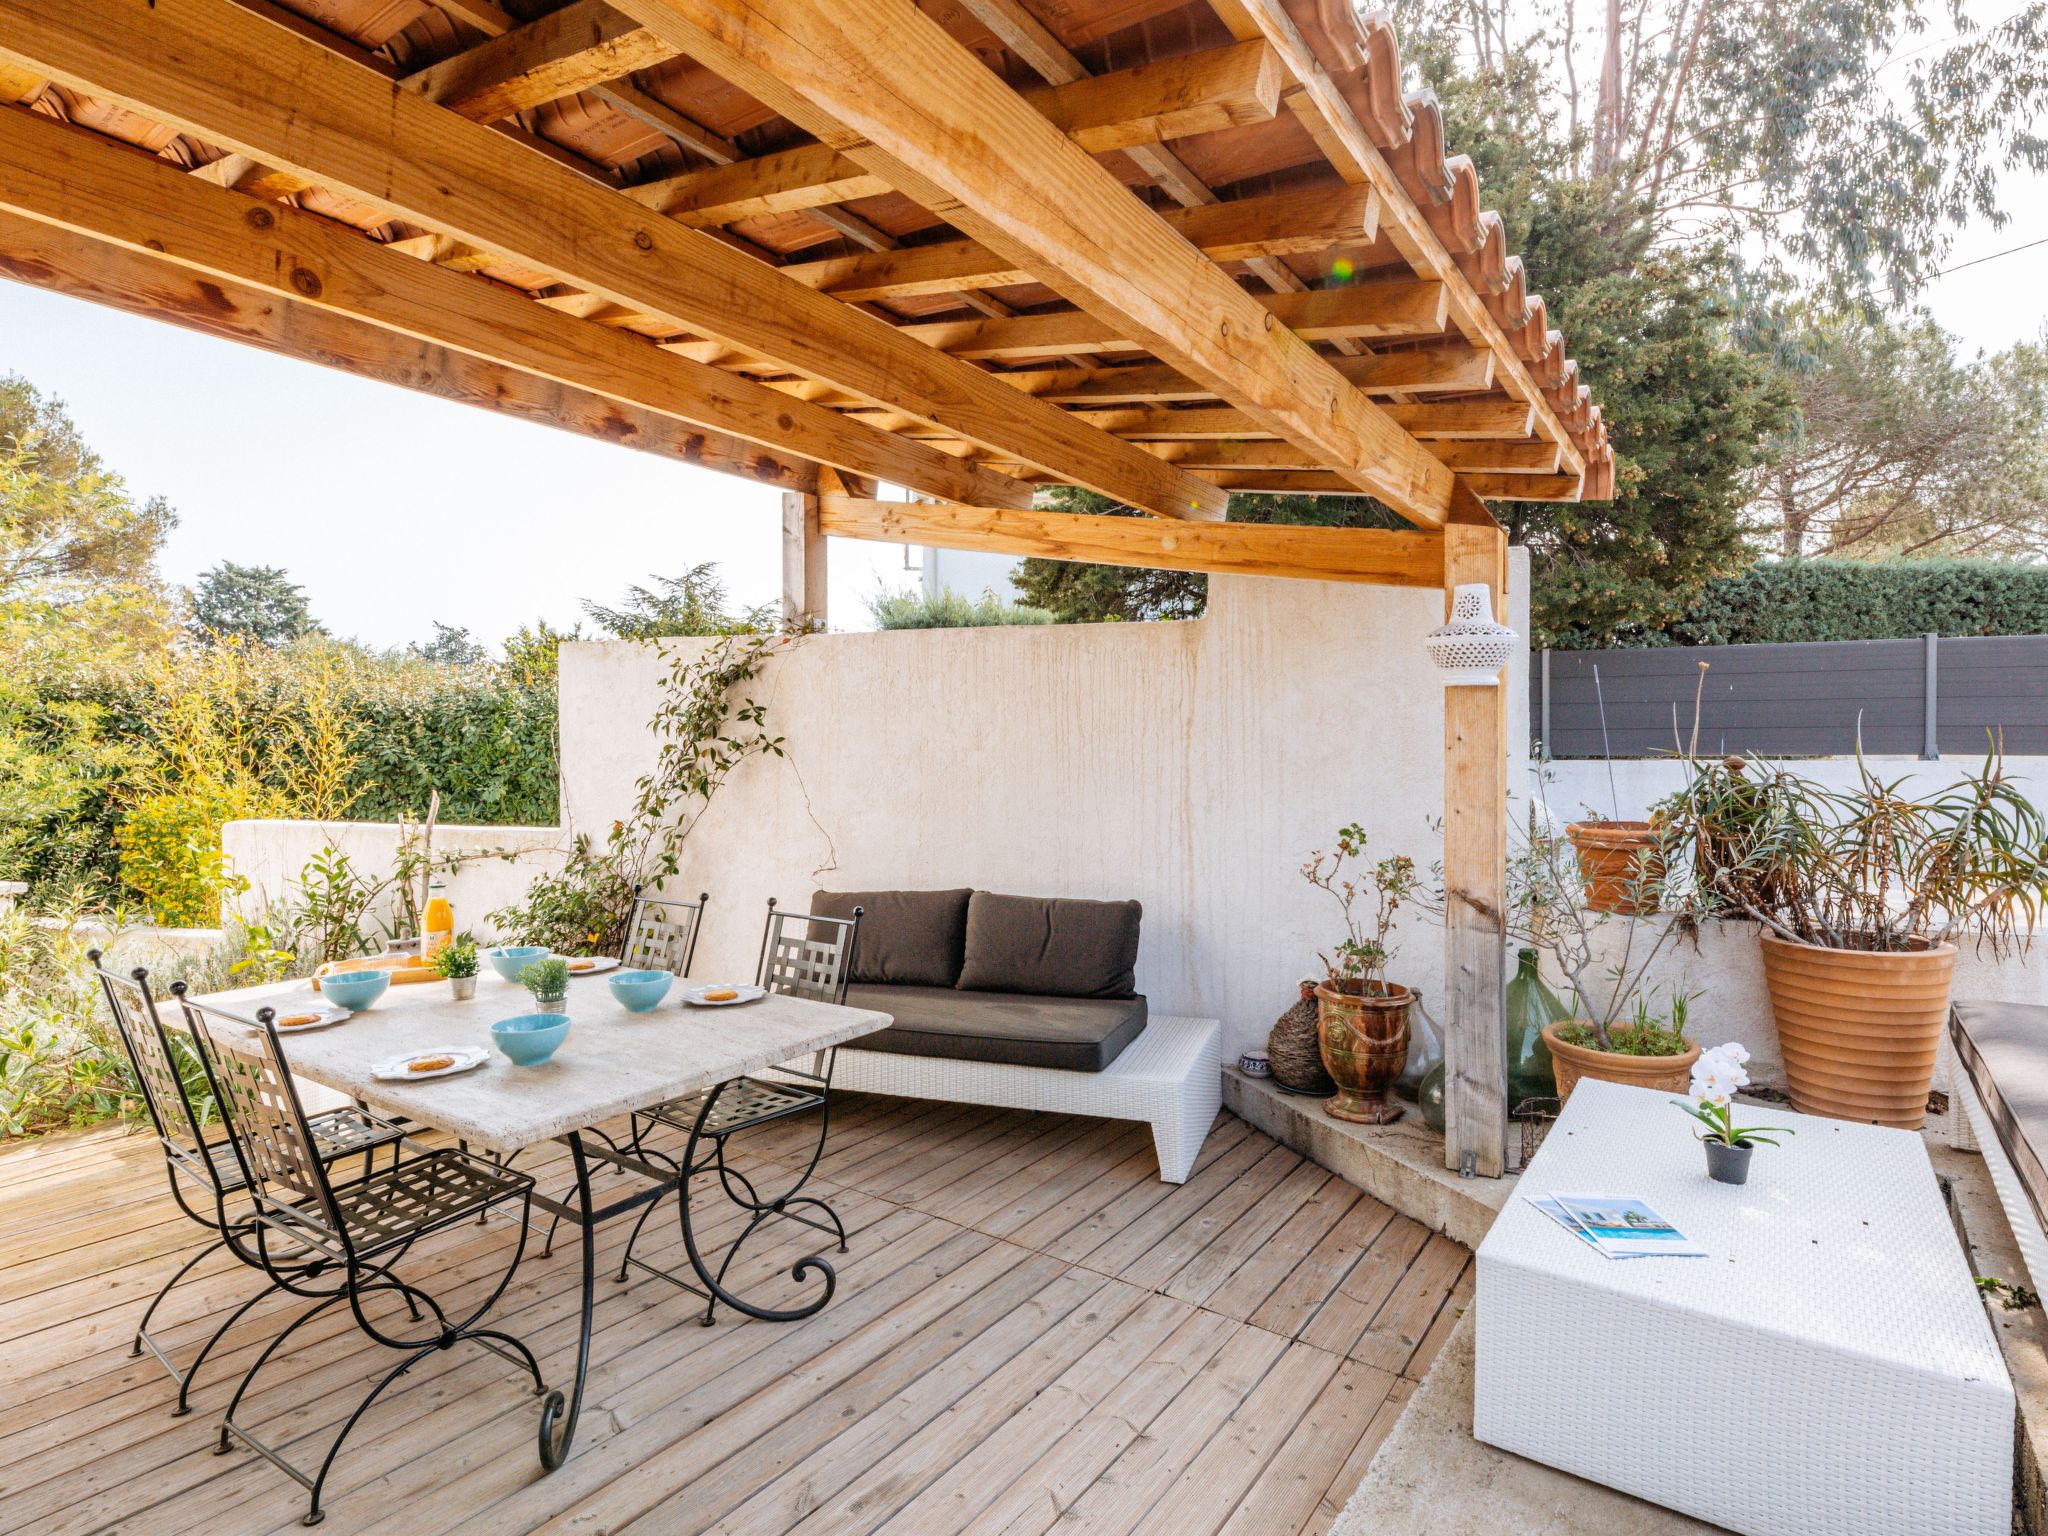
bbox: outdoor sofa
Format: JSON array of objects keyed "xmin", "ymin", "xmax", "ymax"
[{"xmin": 808, "ymin": 888, "xmax": 1220, "ymax": 1182}]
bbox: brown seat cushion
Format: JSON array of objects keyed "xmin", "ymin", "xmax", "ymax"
[
  {"xmin": 843, "ymin": 984, "xmax": 1148, "ymax": 1073},
  {"xmin": 810, "ymin": 888, "xmax": 971, "ymax": 988},
  {"xmin": 956, "ymin": 892, "xmax": 1141, "ymax": 999}
]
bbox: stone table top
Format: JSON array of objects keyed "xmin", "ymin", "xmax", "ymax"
[{"xmin": 183, "ymin": 971, "xmax": 892, "ymax": 1153}]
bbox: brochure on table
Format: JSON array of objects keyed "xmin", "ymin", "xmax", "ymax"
[{"xmin": 1527, "ymin": 1191, "xmax": 1709, "ymax": 1260}]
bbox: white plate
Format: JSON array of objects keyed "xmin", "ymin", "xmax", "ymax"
[
  {"xmin": 269, "ymin": 1004, "xmax": 352, "ymax": 1034},
  {"xmin": 682, "ymin": 984, "xmax": 766, "ymax": 1008},
  {"xmin": 557, "ymin": 955, "xmax": 620, "ymax": 976},
  {"xmin": 371, "ymin": 1048, "xmax": 490, "ymax": 1082}
]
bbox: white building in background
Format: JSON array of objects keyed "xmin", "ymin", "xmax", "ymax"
[{"xmin": 921, "ymin": 544, "xmax": 1025, "ymax": 605}]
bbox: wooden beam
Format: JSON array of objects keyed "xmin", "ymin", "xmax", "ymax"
[
  {"xmin": 899, "ymin": 280, "xmax": 1446, "ymax": 359},
  {"xmin": 781, "ymin": 184, "xmax": 1381, "ymax": 301},
  {"xmin": 1430, "ymin": 441, "xmax": 1561, "ymax": 475},
  {"xmin": 1459, "ymin": 472, "xmax": 1582, "ymax": 500},
  {"xmin": 1441, "ymin": 509, "xmax": 1510, "ymax": 1177},
  {"xmin": 612, "ymin": 0, "xmax": 1456, "ymax": 525},
  {"xmin": 782, "ymin": 488, "xmax": 827, "ymax": 628},
  {"xmin": 0, "ymin": 209, "xmax": 816, "ymax": 489},
  {"xmin": 1233, "ymin": 0, "xmax": 1585, "ymax": 477},
  {"xmin": 623, "ymin": 40, "xmax": 1281, "ymax": 226},
  {"xmin": 818, "ymin": 497, "xmax": 1446, "ymax": 587},
  {"xmin": 0, "ymin": 0, "xmax": 1226, "ymax": 519},
  {"xmin": 405, "ymin": 0, "xmax": 675, "ymax": 121},
  {"xmin": 987, "ymin": 345, "xmax": 1494, "ymax": 404},
  {"xmin": 0, "ymin": 107, "xmax": 1023, "ymax": 507}
]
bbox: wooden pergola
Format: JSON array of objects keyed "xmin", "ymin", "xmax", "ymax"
[{"xmin": 0, "ymin": 0, "xmax": 1610, "ymax": 1177}]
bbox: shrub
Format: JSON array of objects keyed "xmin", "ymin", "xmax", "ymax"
[
  {"xmin": 868, "ymin": 588, "xmax": 1054, "ymax": 629},
  {"xmin": 1654, "ymin": 560, "xmax": 2048, "ymax": 647}
]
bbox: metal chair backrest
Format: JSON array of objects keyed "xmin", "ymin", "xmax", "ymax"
[
  {"xmin": 754, "ymin": 899, "xmax": 862, "ymax": 1006},
  {"xmin": 88, "ymin": 952, "xmax": 213, "ymax": 1167},
  {"xmin": 621, "ymin": 888, "xmax": 709, "ymax": 977},
  {"xmin": 177, "ymin": 993, "xmax": 338, "ymax": 1231}
]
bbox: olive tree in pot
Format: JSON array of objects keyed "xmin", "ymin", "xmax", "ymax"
[
  {"xmin": 1302, "ymin": 824, "xmax": 1418, "ymax": 1124},
  {"xmin": 1660, "ymin": 747, "xmax": 2048, "ymax": 1128}
]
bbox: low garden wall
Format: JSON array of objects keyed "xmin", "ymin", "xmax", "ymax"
[{"xmin": 557, "ymin": 563, "xmax": 1536, "ymax": 1061}]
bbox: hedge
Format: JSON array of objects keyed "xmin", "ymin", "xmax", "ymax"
[{"xmin": 1635, "ymin": 560, "xmax": 2048, "ymax": 648}]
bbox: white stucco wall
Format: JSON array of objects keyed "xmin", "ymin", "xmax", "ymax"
[
  {"xmin": 558, "ymin": 559, "xmax": 1533, "ymax": 1060},
  {"xmin": 220, "ymin": 818, "xmax": 566, "ymax": 942}
]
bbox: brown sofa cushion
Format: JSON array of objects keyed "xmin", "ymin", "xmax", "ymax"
[
  {"xmin": 810, "ymin": 887, "xmax": 971, "ymax": 988},
  {"xmin": 843, "ymin": 984, "xmax": 1148, "ymax": 1073},
  {"xmin": 956, "ymin": 892, "xmax": 1141, "ymax": 999}
]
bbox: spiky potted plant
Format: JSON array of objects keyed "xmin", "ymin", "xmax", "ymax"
[
  {"xmin": 1660, "ymin": 745, "xmax": 2048, "ymax": 1128},
  {"xmin": 1302, "ymin": 824, "xmax": 1418, "ymax": 1124}
]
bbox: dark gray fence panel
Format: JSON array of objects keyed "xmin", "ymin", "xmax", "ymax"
[{"xmin": 1533, "ymin": 635, "xmax": 2048, "ymax": 758}]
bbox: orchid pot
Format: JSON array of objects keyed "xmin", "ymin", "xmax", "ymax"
[{"xmin": 1673, "ymin": 1043, "xmax": 1793, "ymax": 1186}]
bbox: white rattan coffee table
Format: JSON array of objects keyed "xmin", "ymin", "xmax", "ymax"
[{"xmin": 1475, "ymin": 1077, "xmax": 2012, "ymax": 1536}]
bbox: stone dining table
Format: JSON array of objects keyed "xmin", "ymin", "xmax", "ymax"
[{"xmin": 182, "ymin": 968, "xmax": 891, "ymax": 1471}]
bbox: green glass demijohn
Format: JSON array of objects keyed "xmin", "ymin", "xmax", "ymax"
[{"xmin": 1505, "ymin": 947, "xmax": 1564, "ymax": 1107}]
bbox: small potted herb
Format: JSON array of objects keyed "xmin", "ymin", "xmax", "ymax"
[
  {"xmin": 1672, "ymin": 1043, "xmax": 1793, "ymax": 1185},
  {"xmin": 435, "ymin": 935, "xmax": 480, "ymax": 1000},
  {"xmin": 520, "ymin": 957, "xmax": 570, "ymax": 1012}
]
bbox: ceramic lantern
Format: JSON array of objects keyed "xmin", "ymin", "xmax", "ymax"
[{"xmin": 1425, "ymin": 582, "xmax": 1516, "ymax": 686}]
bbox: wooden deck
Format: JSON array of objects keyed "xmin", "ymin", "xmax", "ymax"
[{"xmin": 0, "ymin": 1097, "xmax": 1470, "ymax": 1536}]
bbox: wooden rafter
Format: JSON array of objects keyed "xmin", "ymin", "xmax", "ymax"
[
  {"xmin": 0, "ymin": 0, "xmax": 1229, "ymax": 519},
  {"xmin": 0, "ymin": 106, "xmax": 1028, "ymax": 507},
  {"xmin": 0, "ymin": 209, "xmax": 818, "ymax": 489},
  {"xmin": 608, "ymin": 0, "xmax": 1458, "ymax": 527},
  {"xmin": 985, "ymin": 346, "xmax": 1495, "ymax": 405},
  {"xmin": 817, "ymin": 497, "xmax": 1447, "ymax": 587}
]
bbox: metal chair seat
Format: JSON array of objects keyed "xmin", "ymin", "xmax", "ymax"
[
  {"xmin": 169, "ymin": 1107, "xmax": 405, "ymax": 1197},
  {"xmin": 642, "ymin": 1076, "xmax": 825, "ymax": 1139},
  {"xmin": 255, "ymin": 1150, "xmax": 535, "ymax": 1263}
]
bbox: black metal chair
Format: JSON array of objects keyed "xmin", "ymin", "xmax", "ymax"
[
  {"xmin": 178, "ymin": 992, "xmax": 546, "ymax": 1527},
  {"xmin": 86, "ymin": 953, "xmax": 405, "ymax": 1416},
  {"xmin": 619, "ymin": 886, "xmax": 709, "ymax": 975},
  {"xmin": 614, "ymin": 898, "xmax": 862, "ymax": 1323}
]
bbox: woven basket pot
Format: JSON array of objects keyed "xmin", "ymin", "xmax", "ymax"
[
  {"xmin": 1316, "ymin": 981, "xmax": 1412, "ymax": 1124},
  {"xmin": 1565, "ymin": 821, "xmax": 1664, "ymax": 916},
  {"xmin": 1759, "ymin": 932, "xmax": 1956, "ymax": 1128},
  {"xmin": 1542, "ymin": 1022, "xmax": 1700, "ymax": 1104}
]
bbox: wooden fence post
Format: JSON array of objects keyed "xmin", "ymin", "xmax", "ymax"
[{"xmin": 1442, "ymin": 519, "xmax": 1510, "ymax": 1177}]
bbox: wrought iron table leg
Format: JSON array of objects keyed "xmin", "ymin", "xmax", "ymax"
[{"xmin": 536, "ymin": 1131, "xmax": 594, "ymax": 1472}]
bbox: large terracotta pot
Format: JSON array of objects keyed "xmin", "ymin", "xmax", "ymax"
[
  {"xmin": 1542, "ymin": 1021, "xmax": 1699, "ymax": 1103},
  {"xmin": 1759, "ymin": 932, "xmax": 1956, "ymax": 1128},
  {"xmin": 1316, "ymin": 981, "xmax": 1412, "ymax": 1124},
  {"xmin": 1565, "ymin": 821, "xmax": 1664, "ymax": 915}
]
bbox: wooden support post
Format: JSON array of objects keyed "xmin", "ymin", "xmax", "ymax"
[
  {"xmin": 1442, "ymin": 516, "xmax": 1510, "ymax": 1177},
  {"xmin": 782, "ymin": 489, "xmax": 827, "ymax": 630}
]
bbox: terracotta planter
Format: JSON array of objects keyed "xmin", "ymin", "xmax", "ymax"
[
  {"xmin": 1316, "ymin": 981, "xmax": 1412, "ymax": 1124},
  {"xmin": 1759, "ymin": 931, "xmax": 1956, "ymax": 1128},
  {"xmin": 1565, "ymin": 820, "xmax": 1664, "ymax": 915},
  {"xmin": 1542, "ymin": 1021, "xmax": 1699, "ymax": 1103}
]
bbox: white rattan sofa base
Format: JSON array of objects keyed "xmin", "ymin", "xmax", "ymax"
[
  {"xmin": 832, "ymin": 1014, "xmax": 1221, "ymax": 1183},
  {"xmin": 1476, "ymin": 1077, "xmax": 2012, "ymax": 1536}
]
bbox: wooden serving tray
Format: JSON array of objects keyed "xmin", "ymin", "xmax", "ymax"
[{"xmin": 313, "ymin": 955, "xmax": 441, "ymax": 990}]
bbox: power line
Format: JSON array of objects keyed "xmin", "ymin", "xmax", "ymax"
[{"xmin": 1936, "ymin": 234, "xmax": 2048, "ymax": 277}]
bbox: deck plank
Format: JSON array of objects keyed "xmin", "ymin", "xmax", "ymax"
[{"xmin": 2, "ymin": 1096, "xmax": 1469, "ymax": 1536}]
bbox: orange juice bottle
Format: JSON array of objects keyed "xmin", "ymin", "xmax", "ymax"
[{"xmin": 424, "ymin": 881, "xmax": 454, "ymax": 961}]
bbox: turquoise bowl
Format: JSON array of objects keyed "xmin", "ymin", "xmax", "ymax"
[
  {"xmin": 319, "ymin": 969, "xmax": 390, "ymax": 1011},
  {"xmin": 486, "ymin": 945, "xmax": 551, "ymax": 983},
  {"xmin": 491, "ymin": 1012, "xmax": 570, "ymax": 1066},
  {"xmin": 607, "ymin": 969, "xmax": 673, "ymax": 1013}
]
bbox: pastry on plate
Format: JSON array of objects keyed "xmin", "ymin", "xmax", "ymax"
[
  {"xmin": 702, "ymin": 988, "xmax": 738, "ymax": 1002},
  {"xmin": 408, "ymin": 1055, "xmax": 455, "ymax": 1073},
  {"xmin": 277, "ymin": 1013, "xmax": 320, "ymax": 1027}
]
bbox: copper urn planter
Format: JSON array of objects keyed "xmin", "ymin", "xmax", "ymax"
[{"xmin": 1316, "ymin": 981, "xmax": 1413, "ymax": 1124}]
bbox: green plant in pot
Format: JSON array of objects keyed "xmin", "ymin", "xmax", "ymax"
[
  {"xmin": 1302, "ymin": 824, "xmax": 1418, "ymax": 1124},
  {"xmin": 519, "ymin": 957, "xmax": 570, "ymax": 1013},
  {"xmin": 1658, "ymin": 745, "xmax": 2048, "ymax": 1128},
  {"xmin": 1672, "ymin": 1042, "xmax": 1793, "ymax": 1186},
  {"xmin": 435, "ymin": 934, "xmax": 479, "ymax": 1000}
]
